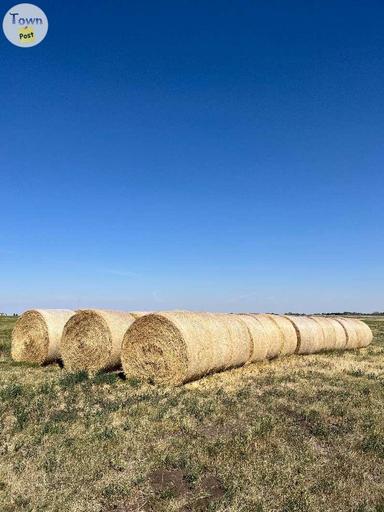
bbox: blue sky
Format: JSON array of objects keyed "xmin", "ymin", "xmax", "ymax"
[{"xmin": 1, "ymin": 0, "xmax": 383, "ymax": 313}]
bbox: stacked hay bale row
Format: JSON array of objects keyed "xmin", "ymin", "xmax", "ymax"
[
  {"xmin": 120, "ymin": 312, "xmax": 298, "ymax": 385},
  {"xmin": 284, "ymin": 315, "xmax": 372, "ymax": 354},
  {"xmin": 121, "ymin": 313, "xmax": 372, "ymax": 384},
  {"xmin": 11, "ymin": 310, "xmax": 373, "ymax": 385}
]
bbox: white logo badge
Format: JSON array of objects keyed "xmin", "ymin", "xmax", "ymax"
[{"xmin": 3, "ymin": 3, "xmax": 48, "ymax": 47}]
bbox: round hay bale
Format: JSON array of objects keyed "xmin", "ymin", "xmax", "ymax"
[
  {"xmin": 61, "ymin": 310, "xmax": 143, "ymax": 373},
  {"xmin": 266, "ymin": 314, "xmax": 298, "ymax": 356},
  {"xmin": 218, "ymin": 314, "xmax": 254, "ymax": 367},
  {"xmin": 310, "ymin": 316, "xmax": 338, "ymax": 351},
  {"xmin": 237, "ymin": 314, "xmax": 269, "ymax": 362},
  {"xmin": 11, "ymin": 309, "xmax": 75, "ymax": 364},
  {"xmin": 121, "ymin": 311, "xmax": 252, "ymax": 385},
  {"xmin": 284, "ymin": 315, "xmax": 324, "ymax": 354},
  {"xmin": 336, "ymin": 318, "xmax": 373, "ymax": 349},
  {"xmin": 248, "ymin": 314, "xmax": 284, "ymax": 359},
  {"xmin": 354, "ymin": 319, "xmax": 373, "ymax": 347},
  {"xmin": 131, "ymin": 311, "xmax": 151, "ymax": 318},
  {"xmin": 327, "ymin": 318, "xmax": 348, "ymax": 349},
  {"xmin": 334, "ymin": 318, "xmax": 360, "ymax": 349}
]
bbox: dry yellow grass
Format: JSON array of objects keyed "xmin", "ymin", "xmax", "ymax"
[
  {"xmin": 0, "ymin": 316, "xmax": 383, "ymax": 512},
  {"xmin": 11, "ymin": 309, "xmax": 75, "ymax": 364}
]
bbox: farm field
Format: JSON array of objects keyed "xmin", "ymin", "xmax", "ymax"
[{"xmin": 1, "ymin": 316, "xmax": 384, "ymax": 512}]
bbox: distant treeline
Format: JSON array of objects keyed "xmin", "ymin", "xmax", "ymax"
[
  {"xmin": 285, "ymin": 312, "xmax": 384, "ymax": 316},
  {"xmin": 1, "ymin": 311, "xmax": 383, "ymax": 318}
]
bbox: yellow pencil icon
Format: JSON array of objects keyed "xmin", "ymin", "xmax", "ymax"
[{"xmin": 19, "ymin": 26, "xmax": 35, "ymax": 43}]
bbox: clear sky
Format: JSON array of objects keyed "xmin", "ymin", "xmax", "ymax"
[{"xmin": 1, "ymin": 0, "xmax": 383, "ymax": 314}]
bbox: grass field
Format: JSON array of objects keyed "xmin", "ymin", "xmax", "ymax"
[{"xmin": 0, "ymin": 316, "xmax": 384, "ymax": 512}]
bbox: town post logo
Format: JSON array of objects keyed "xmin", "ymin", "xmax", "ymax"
[{"xmin": 3, "ymin": 3, "xmax": 48, "ymax": 47}]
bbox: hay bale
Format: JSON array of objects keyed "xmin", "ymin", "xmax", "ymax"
[
  {"xmin": 131, "ymin": 312, "xmax": 152, "ymax": 318},
  {"xmin": 248, "ymin": 314, "xmax": 285, "ymax": 359},
  {"xmin": 284, "ymin": 315, "xmax": 324, "ymax": 354},
  {"xmin": 220, "ymin": 313, "xmax": 254, "ymax": 367},
  {"xmin": 334, "ymin": 318, "xmax": 361, "ymax": 349},
  {"xmin": 327, "ymin": 318, "xmax": 348, "ymax": 349},
  {"xmin": 354, "ymin": 319, "xmax": 373, "ymax": 347},
  {"xmin": 266, "ymin": 314, "xmax": 298, "ymax": 356},
  {"xmin": 121, "ymin": 311, "xmax": 253, "ymax": 385},
  {"xmin": 11, "ymin": 309, "xmax": 75, "ymax": 364},
  {"xmin": 61, "ymin": 310, "xmax": 147, "ymax": 373},
  {"xmin": 335, "ymin": 318, "xmax": 372, "ymax": 349},
  {"xmin": 237, "ymin": 314, "xmax": 269, "ymax": 362},
  {"xmin": 310, "ymin": 316, "xmax": 339, "ymax": 351}
]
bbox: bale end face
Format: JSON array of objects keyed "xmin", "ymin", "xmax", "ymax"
[
  {"xmin": 11, "ymin": 310, "xmax": 49, "ymax": 364},
  {"xmin": 122, "ymin": 314, "xmax": 188, "ymax": 385},
  {"xmin": 61, "ymin": 310, "xmax": 113, "ymax": 373}
]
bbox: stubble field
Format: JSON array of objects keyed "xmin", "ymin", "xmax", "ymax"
[{"xmin": 0, "ymin": 315, "xmax": 383, "ymax": 512}]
